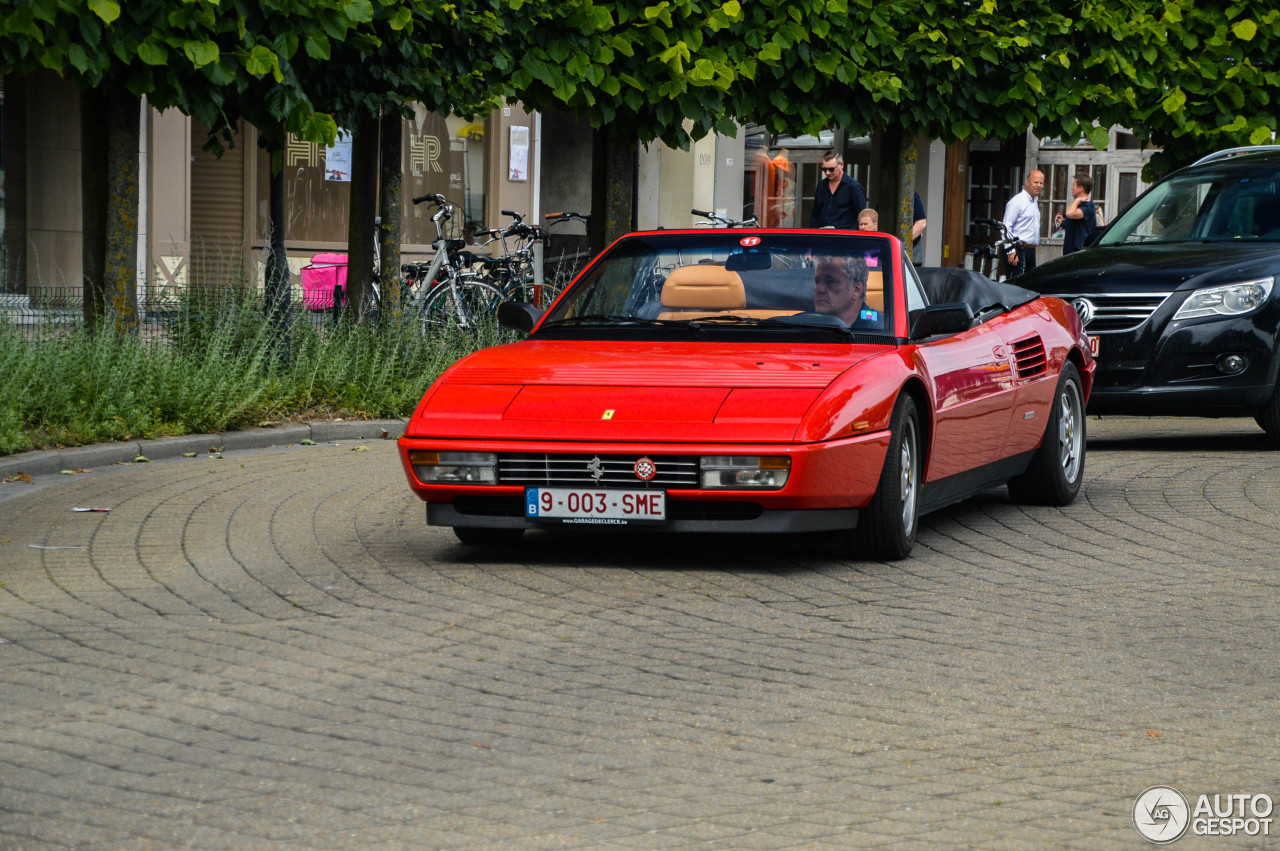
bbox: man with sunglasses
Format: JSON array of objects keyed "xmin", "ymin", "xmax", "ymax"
[{"xmin": 810, "ymin": 149, "xmax": 867, "ymax": 230}]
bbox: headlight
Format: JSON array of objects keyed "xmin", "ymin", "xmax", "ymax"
[
  {"xmin": 409, "ymin": 450, "xmax": 497, "ymax": 484},
  {"xmin": 700, "ymin": 455, "xmax": 790, "ymax": 489},
  {"xmin": 1173, "ymin": 277, "xmax": 1274, "ymax": 320}
]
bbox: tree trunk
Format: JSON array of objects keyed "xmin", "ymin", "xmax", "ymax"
[
  {"xmin": 4, "ymin": 77, "xmax": 27, "ymax": 294},
  {"xmin": 345, "ymin": 117, "xmax": 381, "ymax": 320},
  {"xmin": 81, "ymin": 88, "xmax": 108, "ymax": 327},
  {"xmin": 896, "ymin": 135, "xmax": 919, "ymax": 249},
  {"xmin": 590, "ymin": 125, "xmax": 636, "ymax": 252},
  {"xmin": 868, "ymin": 127, "xmax": 901, "ymax": 234},
  {"xmin": 103, "ymin": 84, "xmax": 140, "ymax": 332},
  {"xmin": 378, "ymin": 114, "xmax": 403, "ymax": 321},
  {"xmin": 264, "ymin": 145, "xmax": 290, "ymax": 364}
]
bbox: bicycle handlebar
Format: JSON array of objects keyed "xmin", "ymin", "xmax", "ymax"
[
  {"xmin": 691, "ymin": 208, "xmax": 759, "ymax": 228},
  {"xmin": 412, "ymin": 193, "xmax": 447, "ymax": 205},
  {"xmin": 546, "ymin": 211, "xmax": 589, "ymax": 224}
]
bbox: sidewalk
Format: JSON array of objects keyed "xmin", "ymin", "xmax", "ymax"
[{"xmin": 0, "ymin": 419, "xmax": 409, "ymax": 480}]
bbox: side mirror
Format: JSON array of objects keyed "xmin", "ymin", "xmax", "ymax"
[
  {"xmin": 497, "ymin": 301, "xmax": 542, "ymax": 333},
  {"xmin": 910, "ymin": 303, "xmax": 974, "ymax": 339},
  {"xmin": 1082, "ymin": 229, "xmax": 1103, "ymax": 249}
]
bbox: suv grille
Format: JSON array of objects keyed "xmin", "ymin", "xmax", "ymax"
[
  {"xmin": 497, "ymin": 453, "xmax": 699, "ymax": 488},
  {"xmin": 1053, "ymin": 293, "xmax": 1170, "ymax": 333}
]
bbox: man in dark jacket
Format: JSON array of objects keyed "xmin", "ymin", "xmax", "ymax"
[{"xmin": 810, "ymin": 149, "xmax": 867, "ymax": 229}]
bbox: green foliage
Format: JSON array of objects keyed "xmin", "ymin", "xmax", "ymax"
[
  {"xmin": 5, "ymin": 0, "xmax": 1279, "ymax": 179},
  {"xmin": 0, "ymin": 291, "xmax": 492, "ymax": 455}
]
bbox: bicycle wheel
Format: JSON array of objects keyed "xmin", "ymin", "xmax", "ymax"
[{"xmin": 419, "ymin": 276, "xmax": 506, "ymax": 334}]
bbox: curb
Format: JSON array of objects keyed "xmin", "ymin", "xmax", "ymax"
[{"xmin": 0, "ymin": 420, "xmax": 408, "ymax": 480}]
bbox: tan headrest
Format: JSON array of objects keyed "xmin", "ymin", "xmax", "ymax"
[
  {"xmin": 660, "ymin": 265, "xmax": 746, "ymax": 310},
  {"xmin": 865, "ymin": 269, "xmax": 883, "ymax": 311}
]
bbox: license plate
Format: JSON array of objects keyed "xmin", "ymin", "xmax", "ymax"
[
  {"xmin": 1088, "ymin": 335, "xmax": 1100, "ymax": 357},
  {"xmin": 525, "ymin": 488, "xmax": 666, "ymax": 524}
]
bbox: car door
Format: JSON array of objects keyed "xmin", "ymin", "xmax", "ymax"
[
  {"xmin": 905, "ymin": 262, "xmax": 1018, "ymax": 480},
  {"xmin": 915, "ymin": 326, "xmax": 1018, "ymax": 480}
]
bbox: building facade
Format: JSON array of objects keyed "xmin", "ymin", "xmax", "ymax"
[{"xmin": 1, "ymin": 70, "xmax": 1157, "ymax": 304}]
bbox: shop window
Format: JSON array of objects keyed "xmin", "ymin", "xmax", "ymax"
[
  {"xmin": 1118, "ymin": 172, "xmax": 1139, "ymax": 213},
  {"xmin": 253, "ymin": 108, "xmax": 481, "ymax": 250},
  {"xmin": 741, "ymin": 125, "xmax": 839, "ymax": 228}
]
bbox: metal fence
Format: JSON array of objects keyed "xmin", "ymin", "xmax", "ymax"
[{"xmin": 0, "ymin": 286, "xmax": 340, "ymax": 338}]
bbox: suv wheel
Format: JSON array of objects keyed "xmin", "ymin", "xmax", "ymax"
[{"xmin": 1256, "ymin": 386, "xmax": 1280, "ymax": 448}]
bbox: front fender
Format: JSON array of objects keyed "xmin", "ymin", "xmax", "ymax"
[{"xmin": 796, "ymin": 350, "xmax": 922, "ymax": 443}]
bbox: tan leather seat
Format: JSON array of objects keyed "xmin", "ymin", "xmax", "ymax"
[{"xmin": 657, "ymin": 265, "xmax": 746, "ymax": 320}]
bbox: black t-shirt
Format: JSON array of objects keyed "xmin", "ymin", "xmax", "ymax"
[
  {"xmin": 811, "ymin": 174, "xmax": 867, "ymax": 229},
  {"xmin": 1062, "ymin": 200, "xmax": 1096, "ymax": 254}
]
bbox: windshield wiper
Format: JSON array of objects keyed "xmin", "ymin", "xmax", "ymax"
[
  {"xmin": 677, "ymin": 313, "xmax": 764, "ymax": 325},
  {"xmin": 756, "ymin": 314, "xmax": 858, "ymax": 338},
  {"xmin": 540, "ymin": 314, "xmax": 650, "ymax": 327},
  {"xmin": 539, "ymin": 314, "xmax": 702, "ymax": 331}
]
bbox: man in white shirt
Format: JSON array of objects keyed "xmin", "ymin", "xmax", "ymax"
[{"xmin": 1002, "ymin": 169, "xmax": 1044, "ymax": 278}]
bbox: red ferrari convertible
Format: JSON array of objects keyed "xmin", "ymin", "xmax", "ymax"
[{"xmin": 399, "ymin": 229, "xmax": 1094, "ymax": 559}]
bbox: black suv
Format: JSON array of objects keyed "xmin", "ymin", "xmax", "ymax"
[{"xmin": 1018, "ymin": 146, "xmax": 1280, "ymax": 443}]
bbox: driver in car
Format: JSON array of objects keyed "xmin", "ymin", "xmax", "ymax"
[{"xmin": 814, "ymin": 254, "xmax": 882, "ymax": 328}]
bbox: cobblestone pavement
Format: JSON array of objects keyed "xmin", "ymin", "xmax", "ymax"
[{"xmin": 1, "ymin": 417, "xmax": 1278, "ymax": 849}]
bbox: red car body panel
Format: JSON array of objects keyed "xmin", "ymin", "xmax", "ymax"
[{"xmin": 398, "ymin": 228, "xmax": 1094, "ymax": 534}]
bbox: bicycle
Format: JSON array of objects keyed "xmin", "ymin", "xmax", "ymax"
[
  {"xmin": 543, "ymin": 210, "xmax": 592, "ymax": 303},
  {"xmin": 400, "ymin": 194, "xmax": 507, "ymax": 334},
  {"xmin": 970, "ymin": 217, "xmax": 1020, "ymax": 281},
  {"xmin": 471, "ymin": 210, "xmax": 546, "ymax": 305},
  {"xmin": 691, "ymin": 208, "xmax": 760, "ymax": 228}
]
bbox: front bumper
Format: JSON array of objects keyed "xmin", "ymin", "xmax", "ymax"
[
  {"xmin": 1088, "ymin": 309, "xmax": 1280, "ymax": 416},
  {"xmin": 427, "ymin": 501, "xmax": 861, "ymax": 533},
  {"xmin": 398, "ymin": 432, "xmax": 892, "ymax": 532}
]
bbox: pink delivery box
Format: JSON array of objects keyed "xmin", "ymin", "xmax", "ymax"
[{"xmin": 301, "ymin": 253, "xmax": 349, "ymax": 309}]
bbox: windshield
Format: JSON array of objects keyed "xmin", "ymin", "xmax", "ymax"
[
  {"xmin": 541, "ymin": 232, "xmax": 897, "ymax": 338},
  {"xmin": 1100, "ymin": 164, "xmax": 1280, "ymax": 245}
]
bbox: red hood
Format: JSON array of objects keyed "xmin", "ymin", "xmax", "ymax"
[{"xmin": 407, "ymin": 340, "xmax": 876, "ymax": 443}]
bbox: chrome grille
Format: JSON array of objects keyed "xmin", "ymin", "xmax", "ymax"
[
  {"xmin": 1053, "ymin": 293, "xmax": 1170, "ymax": 333},
  {"xmin": 497, "ymin": 454, "xmax": 699, "ymax": 488}
]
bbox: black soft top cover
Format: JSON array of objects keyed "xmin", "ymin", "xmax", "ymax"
[{"xmin": 916, "ymin": 267, "xmax": 1039, "ymax": 319}]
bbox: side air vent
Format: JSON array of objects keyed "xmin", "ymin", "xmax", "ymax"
[{"xmin": 1011, "ymin": 335, "xmax": 1047, "ymax": 381}]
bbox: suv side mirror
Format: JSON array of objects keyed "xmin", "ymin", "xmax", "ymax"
[
  {"xmin": 497, "ymin": 301, "xmax": 542, "ymax": 333},
  {"xmin": 910, "ymin": 303, "xmax": 974, "ymax": 339},
  {"xmin": 1082, "ymin": 229, "xmax": 1103, "ymax": 249}
]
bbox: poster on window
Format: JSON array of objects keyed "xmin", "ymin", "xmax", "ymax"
[
  {"xmin": 325, "ymin": 131, "xmax": 353, "ymax": 182},
  {"xmin": 509, "ymin": 125, "xmax": 529, "ymax": 181}
]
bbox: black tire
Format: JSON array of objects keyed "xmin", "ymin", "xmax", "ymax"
[
  {"xmin": 1256, "ymin": 388, "xmax": 1280, "ymax": 447},
  {"xmin": 453, "ymin": 526, "xmax": 525, "ymax": 546},
  {"xmin": 420, "ymin": 277, "xmax": 505, "ymax": 334},
  {"xmin": 1007, "ymin": 361, "xmax": 1086, "ymax": 505},
  {"xmin": 850, "ymin": 394, "xmax": 922, "ymax": 560}
]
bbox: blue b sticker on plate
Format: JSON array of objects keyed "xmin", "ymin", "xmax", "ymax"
[{"xmin": 526, "ymin": 490, "xmax": 540, "ymax": 516}]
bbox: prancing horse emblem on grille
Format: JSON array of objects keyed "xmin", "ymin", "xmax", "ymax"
[
  {"xmin": 1072, "ymin": 297, "xmax": 1096, "ymax": 327},
  {"xmin": 586, "ymin": 456, "xmax": 605, "ymax": 484}
]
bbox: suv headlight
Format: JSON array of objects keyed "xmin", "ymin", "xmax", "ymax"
[
  {"xmin": 1173, "ymin": 277, "xmax": 1274, "ymax": 320},
  {"xmin": 409, "ymin": 450, "xmax": 497, "ymax": 484},
  {"xmin": 700, "ymin": 456, "xmax": 791, "ymax": 489}
]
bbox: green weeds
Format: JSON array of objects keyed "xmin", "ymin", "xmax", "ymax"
[{"xmin": 0, "ymin": 290, "xmax": 499, "ymax": 454}]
